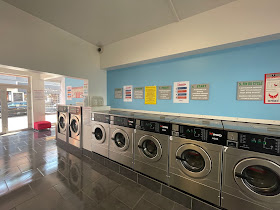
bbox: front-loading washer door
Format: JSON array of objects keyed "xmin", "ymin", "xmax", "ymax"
[
  {"xmin": 70, "ymin": 115, "xmax": 80, "ymax": 136},
  {"xmin": 111, "ymin": 129, "xmax": 129, "ymax": 151},
  {"xmin": 234, "ymin": 158, "xmax": 280, "ymax": 202},
  {"xmin": 176, "ymin": 144, "xmax": 211, "ymax": 178},
  {"xmin": 92, "ymin": 124, "xmax": 106, "ymax": 144},
  {"xmin": 138, "ymin": 135, "xmax": 162, "ymax": 162},
  {"xmin": 58, "ymin": 113, "xmax": 67, "ymax": 132}
]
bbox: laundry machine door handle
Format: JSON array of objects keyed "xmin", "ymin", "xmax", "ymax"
[
  {"xmin": 176, "ymin": 156, "xmax": 185, "ymax": 161},
  {"xmin": 138, "ymin": 145, "xmax": 143, "ymax": 149},
  {"xmin": 111, "ymin": 137, "xmax": 115, "ymax": 141},
  {"xmin": 92, "ymin": 132, "xmax": 95, "ymax": 135},
  {"xmin": 235, "ymin": 172, "xmax": 254, "ymax": 181}
]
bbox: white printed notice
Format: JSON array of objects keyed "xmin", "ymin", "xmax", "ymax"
[
  {"xmin": 123, "ymin": 85, "xmax": 133, "ymax": 102},
  {"xmin": 265, "ymin": 73, "xmax": 280, "ymax": 104},
  {"xmin": 173, "ymin": 81, "xmax": 190, "ymax": 103}
]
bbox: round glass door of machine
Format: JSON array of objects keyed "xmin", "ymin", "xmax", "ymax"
[
  {"xmin": 138, "ymin": 135, "xmax": 162, "ymax": 162},
  {"xmin": 59, "ymin": 114, "xmax": 67, "ymax": 132},
  {"xmin": 234, "ymin": 158, "xmax": 280, "ymax": 200},
  {"xmin": 70, "ymin": 116, "xmax": 80, "ymax": 135},
  {"xmin": 111, "ymin": 129, "xmax": 129, "ymax": 151},
  {"xmin": 92, "ymin": 125, "xmax": 106, "ymax": 144},
  {"xmin": 176, "ymin": 144, "xmax": 211, "ymax": 178}
]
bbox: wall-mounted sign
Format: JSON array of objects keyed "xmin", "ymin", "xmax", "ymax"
[
  {"xmin": 265, "ymin": 73, "xmax": 280, "ymax": 104},
  {"xmin": 158, "ymin": 86, "xmax": 171, "ymax": 100},
  {"xmin": 173, "ymin": 81, "xmax": 189, "ymax": 103},
  {"xmin": 83, "ymin": 80, "xmax": 88, "ymax": 96},
  {"xmin": 237, "ymin": 80, "xmax": 263, "ymax": 101},
  {"xmin": 191, "ymin": 84, "xmax": 209, "ymax": 100},
  {"xmin": 123, "ymin": 85, "xmax": 133, "ymax": 102},
  {"xmin": 134, "ymin": 87, "xmax": 144, "ymax": 99},
  {"xmin": 72, "ymin": 87, "xmax": 84, "ymax": 98},
  {"xmin": 145, "ymin": 86, "xmax": 157, "ymax": 105},
  {"xmin": 13, "ymin": 92, "xmax": 24, "ymax": 102},
  {"xmin": 114, "ymin": 88, "xmax": 123, "ymax": 99},
  {"xmin": 67, "ymin": 86, "xmax": 72, "ymax": 100}
]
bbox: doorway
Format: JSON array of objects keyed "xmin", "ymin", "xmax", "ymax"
[{"xmin": 0, "ymin": 75, "xmax": 32, "ymax": 134}]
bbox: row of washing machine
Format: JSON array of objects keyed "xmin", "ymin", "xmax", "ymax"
[{"xmin": 91, "ymin": 110, "xmax": 280, "ymax": 210}]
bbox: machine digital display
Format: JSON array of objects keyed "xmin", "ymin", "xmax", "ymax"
[
  {"xmin": 178, "ymin": 125, "xmax": 226, "ymax": 145},
  {"xmin": 113, "ymin": 116, "xmax": 135, "ymax": 128},
  {"xmin": 139, "ymin": 120, "xmax": 171, "ymax": 135},
  {"xmin": 235, "ymin": 133, "xmax": 280, "ymax": 156},
  {"xmin": 93, "ymin": 113, "xmax": 110, "ymax": 124}
]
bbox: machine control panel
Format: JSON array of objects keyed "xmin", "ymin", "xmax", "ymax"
[
  {"xmin": 137, "ymin": 120, "xmax": 172, "ymax": 135},
  {"xmin": 69, "ymin": 106, "xmax": 81, "ymax": 114},
  {"xmin": 111, "ymin": 116, "xmax": 135, "ymax": 128},
  {"xmin": 58, "ymin": 106, "xmax": 68, "ymax": 112},
  {"xmin": 92, "ymin": 113, "xmax": 110, "ymax": 124},
  {"xmin": 172, "ymin": 124, "xmax": 226, "ymax": 145},
  {"xmin": 226, "ymin": 131, "xmax": 280, "ymax": 156}
]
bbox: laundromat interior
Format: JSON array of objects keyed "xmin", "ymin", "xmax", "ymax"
[{"xmin": 0, "ymin": 0, "xmax": 280, "ymax": 210}]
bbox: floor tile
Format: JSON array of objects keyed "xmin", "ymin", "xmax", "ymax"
[
  {"xmin": 0, "ymin": 181, "xmax": 8, "ymax": 196},
  {"xmin": 142, "ymin": 189, "xmax": 175, "ymax": 210},
  {"xmin": 133, "ymin": 198, "xmax": 160, "ymax": 210},
  {"xmin": 0, "ymin": 184, "xmax": 35, "ymax": 210},
  {"xmin": 66, "ymin": 190, "xmax": 97, "ymax": 210},
  {"xmin": 172, "ymin": 202, "xmax": 191, "ymax": 210},
  {"xmin": 96, "ymin": 195, "xmax": 130, "ymax": 210},
  {"xmin": 111, "ymin": 179, "xmax": 147, "ymax": 208}
]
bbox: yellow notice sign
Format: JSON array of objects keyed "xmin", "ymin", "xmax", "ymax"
[{"xmin": 145, "ymin": 86, "xmax": 157, "ymax": 105}]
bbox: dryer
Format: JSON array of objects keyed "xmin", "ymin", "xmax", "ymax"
[
  {"xmin": 134, "ymin": 114, "xmax": 178, "ymax": 184},
  {"xmin": 222, "ymin": 121, "xmax": 280, "ymax": 210},
  {"xmin": 109, "ymin": 111, "xmax": 135, "ymax": 169},
  {"xmin": 56, "ymin": 105, "xmax": 68, "ymax": 142},
  {"xmin": 169, "ymin": 117, "xmax": 226, "ymax": 206},
  {"xmin": 91, "ymin": 111, "xmax": 110, "ymax": 158},
  {"xmin": 69, "ymin": 106, "xmax": 82, "ymax": 148}
]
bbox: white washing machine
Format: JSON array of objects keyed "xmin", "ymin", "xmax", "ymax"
[
  {"xmin": 222, "ymin": 121, "xmax": 280, "ymax": 210},
  {"xmin": 56, "ymin": 105, "xmax": 68, "ymax": 142},
  {"xmin": 109, "ymin": 111, "xmax": 135, "ymax": 169},
  {"xmin": 91, "ymin": 111, "xmax": 110, "ymax": 158},
  {"xmin": 134, "ymin": 114, "xmax": 178, "ymax": 184},
  {"xmin": 169, "ymin": 117, "xmax": 226, "ymax": 206},
  {"xmin": 69, "ymin": 106, "xmax": 82, "ymax": 148}
]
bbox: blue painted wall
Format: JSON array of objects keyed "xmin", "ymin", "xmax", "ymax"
[
  {"xmin": 107, "ymin": 40, "xmax": 280, "ymax": 120},
  {"xmin": 65, "ymin": 77, "xmax": 84, "ymax": 105}
]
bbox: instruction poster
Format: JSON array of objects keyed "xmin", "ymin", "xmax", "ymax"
[
  {"xmin": 83, "ymin": 80, "xmax": 88, "ymax": 96},
  {"xmin": 123, "ymin": 85, "xmax": 133, "ymax": 102},
  {"xmin": 158, "ymin": 86, "xmax": 172, "ymax": 100},
  {"xmin": 237, "ymin": 80, "xmax": 263, "ymax": 101},
  {"xmin": 191, "ymin": 84, "xmax": 209, "ymax": 100},
  {"xmin": 173, "ymin": 81, "xmax": 190, "ymax": 103},
  {"xmin": 145, "ymin": 86, "xmax": 157, "ymax": 104},
  {"xmin": 67, "ymin": 86, "xmax": 72, "ymax": 100},
  {"xmin": 265, "ymin": 73, "xmax": 280, "ymax": 104},
  {"xmin": 72, "ymin": 87, "xmax": 84, "ymax": 98},
  {"xmin": 115, "ymin": 88, "xmax": 123, "ymax": 99},
  {"xmin": 134, "ymin": 87, "xmax": 144, "ymax": 99}
]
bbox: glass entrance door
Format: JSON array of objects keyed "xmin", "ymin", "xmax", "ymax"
[{"xmin": 0, "ymin": 86, "xmax": 31, "ymax": 134}]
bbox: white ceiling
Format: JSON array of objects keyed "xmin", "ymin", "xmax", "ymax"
[{"xmin": 3, "ymin": 0, "xmax": 236, "ymax": 46}]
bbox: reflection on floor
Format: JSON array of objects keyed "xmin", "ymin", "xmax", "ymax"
[{"xmin": 0, "ymin": 128, "xmax": 188, "ymax": 210}]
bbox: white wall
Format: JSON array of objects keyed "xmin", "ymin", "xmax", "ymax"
[
  {"xmin": 101, "ymin": 0, "xmax": 280, "ymax": 70},
  {"xmin": 0, "ymin": 0, "xmax": 107, "ymax": 103}
]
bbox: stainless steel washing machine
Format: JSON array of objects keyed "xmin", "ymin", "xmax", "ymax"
[
  {"xmin": 222, "ymin": 121, "xmax": 280, "ymax": 210},
  {"xmin": 109, "ymin": 111, "xmax": 135, "ymax": 169},
  {"xmin": 56, "ymin": 105, "xmax": 68, "ymax": 142},
  {"xmin": 91, "ymin": 111, "xmax": 110, "ymax": 158},
  {"xmin": 134, "ymin": 114, "xmax": 178, "ymax": 184},
  {"xmin": 69, "ymin": 106, "xmax": 82, "ymax": 148},
  {"xmin": 169, "ymin": 117, "xmax": 226, "ymax": 206}
]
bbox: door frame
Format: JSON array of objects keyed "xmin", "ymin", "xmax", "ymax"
[{"xmin": 0, "ymin": 82, "xmax": 32, "ymax": 134}]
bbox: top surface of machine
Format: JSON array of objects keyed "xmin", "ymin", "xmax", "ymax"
[
  {"xmin": 134, "ymin": 113, "xmax": 178, "ymax": 122},
  {"xmin": 171, "ymin": 117, "xmax": 224, "ymax": 129},
  {"xmin": 58, "ymin": 105, "xmax": 68, "ymax": 112},
  {"xmin": 109, "ymin": 111, "xmax": 136, "ymax": 128},
  {"xmin": 69, "ymin": 106, "xmax": 82, "ymax": 114},
  {"xmin": 223, "ymin": 121, "xmax": 280, "ymax": 156},
  {"xmin": 223, "ymin": 121, "xmax": 280, "ymax": 137}
]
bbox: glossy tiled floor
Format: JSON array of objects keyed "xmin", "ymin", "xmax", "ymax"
[{"xmin": 0, "ymin": 128, "xmax": 189, "ymax": 210}]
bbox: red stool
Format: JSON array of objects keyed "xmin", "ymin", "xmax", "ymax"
[{"xmin": 34, "ymin": 121, "xmax": 51, "ymax": 131}]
